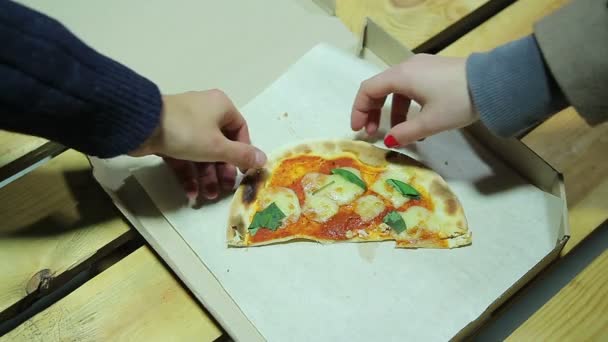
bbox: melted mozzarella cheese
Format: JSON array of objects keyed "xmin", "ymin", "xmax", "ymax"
[
  {"xmin": 370, "ymin": 168, "xmax": 412, "ymax": 208},
  {"xmin": 258, "ymin": 187, "xmax": 301, "ymax": 225},
  {"xmin": 300, "ymin": 168, "xmax": 365, "ymax": 220},
  {"xmin": 303, "ymin": 194, "xmax": 339, "ymax": 223},
  {"xmin": 354, "ymin": 195, "xmax": 385, "ymax": 222},
  {"xmin": 399, "ymin": 206, "xmax": 432, "ymax": 232},
  {"xmin": 301, "ymin": 172, "xmax": 330, "ymax": 194},
  {"xmin": 325, "ymin": 167, "xmax": 365, "ymax": 205},
  {"xmin": 300, "ymin": 168, "xmax": 367, "ymax": 223}
]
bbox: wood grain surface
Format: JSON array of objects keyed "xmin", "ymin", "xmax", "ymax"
[
  {"xmin": 0, "ymin": 149, "xmax": 129, "ymax": 313},
  {"xmin": 507, "ymin": 249, "xmax": 608, "ymax": 341},
  {"xmin": 336, "ymin": 0, "xmax": 488, "ymax": 49},
  {"xmin": 0, "ymin": 132, "xmax": 47, "ymax": 170},
  {"xmin": 1, "ymin": 246, "xmax": 222, "ymax": 341}
]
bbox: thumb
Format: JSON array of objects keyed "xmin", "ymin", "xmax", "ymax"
[{"xmin": 219, "ymin": 138, "xmax": 267, "ymax": 170}]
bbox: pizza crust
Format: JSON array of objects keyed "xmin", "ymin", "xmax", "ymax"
[{"xmin": 227, "ymin": 139, "xmax": 470, "ymax": 249}]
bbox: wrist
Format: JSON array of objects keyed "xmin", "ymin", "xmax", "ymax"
[{"xmin": 128, "ymin": 96, "xmax": 167, "ymax": 157}]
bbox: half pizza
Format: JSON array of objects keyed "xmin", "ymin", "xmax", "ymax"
[{"xmin": 227, "ymin": 140, "xmax": 471, "ymax": 248}]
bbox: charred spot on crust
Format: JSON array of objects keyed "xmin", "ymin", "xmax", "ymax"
[
  {"xmin": 231, "ymin": 216, "xmax": 245, "ymax": 232},
  {"xmin": 430, "ymin": 179, "xmax": 452, "ymax": 198},
  {"xmin": 241, "ymin": 169, "xmax": 268, "ymax": 205},
  {"xmin": 445, "ymin": 198, "xmax": 457, "ymax": 215},
  {"xmin": 384, "ymin": 151, "xmax": 428, "ymax": 169}
]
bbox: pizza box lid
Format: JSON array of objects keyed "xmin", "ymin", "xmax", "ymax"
[{"xmin": 23, "ymin": 0, "xmax": 568, "ymax": 340}]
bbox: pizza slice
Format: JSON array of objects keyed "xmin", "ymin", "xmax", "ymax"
[{"xmin": 227, "ymin": 140, "xmax": 471, "ymax": 249}]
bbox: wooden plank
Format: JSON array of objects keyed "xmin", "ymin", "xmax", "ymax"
[
  {"xmin": 561, "ymin": 178, "xmax": 608, "ymax": 255},
  {"xmin": 0, "ymin": 149, "xmax": 130, "ymax": 315},
  {"xmin": 507, "ymin": 250, "xmax": 608, "ymax": 341},
  {"xmin": 1, "ymin": 246, "xmax": 223, "ymax": 341},
  {"xmin": 336, "ymin": 0, "xmax": 489, "ymax": 50},
  {"xmin": 0, "ymin": 132, "xmax": 65, "ymax": 185},
  {"xmin": 438, "ymin": 0, "xmax": 607, "ymax": 255},
  {"xmin": 0, "ymin": 132, "xmax": 47, "ymax": 169},
  {"xmin": 439, "ymin": 0, "xmax": 567, "ymax": 55}
]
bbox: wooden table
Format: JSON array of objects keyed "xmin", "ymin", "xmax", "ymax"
[{"xmin": 1, "ymin": 0, "xmax": 607, "ymax": 340}]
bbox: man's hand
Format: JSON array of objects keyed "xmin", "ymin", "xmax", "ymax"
[{"xmin": 130, "ymin": 90, "xmax": 267, "ymax": 202}]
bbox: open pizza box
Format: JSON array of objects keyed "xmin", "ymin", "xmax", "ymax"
[{"xmin": 25, "ymin": 0, "xmax": 567, "ymax": 339}]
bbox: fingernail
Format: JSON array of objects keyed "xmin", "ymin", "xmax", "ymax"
[
  {"xmin": 186, "ymin": 192, "xmax": 197, "ymax": 207},
  {"xmin": 205, "ymin": 184, "xmax": 218, "ymax": 200},
  {"xmin": 254, "ymin": 148, "xmax": 267, "ymax": 167},
  {"xmin": 184, "ymin": 180, "xmax": 198, "ymax": 206},
  {"xmin": 384, "ymin": 134, "xmax": 399, "ymax": 148}
]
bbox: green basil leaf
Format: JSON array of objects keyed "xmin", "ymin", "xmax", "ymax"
[
  {"xmin": 312, "ymin": 180, "xmax": 335, "ymax": 195},
  {"xmin": 248, "ymin": 202, "xmax": 286, "ymax": 236},
  {"xmin": 383, "ymin": 211, "xmax": 406, "ymax": 234},
  {"xmin": 331, "ymin": 168, "xmax": 367, "ymax": 190},
  {"xmin": 386, "ymin": 179, "xmax": 420, "ymax": 199}
]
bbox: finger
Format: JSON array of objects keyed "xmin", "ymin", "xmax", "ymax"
[
  {"xmin": 164, "ymin": 158, "xmax": 198, "ymax": 202},
  {"xmin": 219, "ymin": 137, "xmax": 267, "ymax": 171},
  {"xmin": 391, "ymin": 94, "xmax": 411, "ymax": 128},
  {"xmin": 351, "ymin": 69, "xmax": 401, "ymax": 132},
  {"xmin": 197, "ymin": 163, "xmax": 220, "ymax": 200},
  {"xmin": 216, "ymin": 162, "xmax": 237, "ymax": 191},
  {"xmin": 365, "ymin": 108, "xmax": 382, "ymax": 135},
  {"xmin": 220, "ymin": 104, "xmax": 252, "ymax": 145},
  {"xmin": 386, "ymin": 107, "xmax": 438, "ymax": 146}
]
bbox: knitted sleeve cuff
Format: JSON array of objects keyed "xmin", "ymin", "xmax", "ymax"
[
  {"xmin": 71, "ymin": 57, "xmax": 163, "ymax": 158},
  {"xmin": 465, "ymin": 34, "xmax": 568, "ymax": 137},
  {"xmin": 0, "ymin": 1, "xmax": 162, "ymax": 158}
]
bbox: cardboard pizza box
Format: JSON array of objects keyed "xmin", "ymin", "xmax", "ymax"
[{"xmin": 19, "ymin": 0, "xmax": 568, "ymax": 340}]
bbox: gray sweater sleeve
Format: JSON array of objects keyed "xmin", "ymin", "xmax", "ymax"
[{"xmin": 465, "ymin": 34, "xmax": 568, "ymax": 137}]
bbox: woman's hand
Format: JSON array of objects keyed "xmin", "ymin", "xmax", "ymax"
[
  {"xmin": 351, "ymin": 54, "xmax": 478, "ymax": 147},
  {"xmin": 130, "ymin": 89, "xmax": 266, "ymax": 202}
]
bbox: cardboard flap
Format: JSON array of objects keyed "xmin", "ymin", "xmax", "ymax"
[
  {"xmin": 312, "ymin": 0, "xmax": 335, "ymax": 15},
  {"xmin": 358, "ymin": 18, "xmax": 414, "ymax": 65}
]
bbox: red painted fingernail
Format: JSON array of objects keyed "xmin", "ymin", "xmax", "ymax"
[{"xmin": 384, "ymin": 134, "xmax": 399, "ymax": 148}]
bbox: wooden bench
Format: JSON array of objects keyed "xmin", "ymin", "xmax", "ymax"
[{"xmin": 1, "ymin": 0, "xmax": 606, "ymax": 340}]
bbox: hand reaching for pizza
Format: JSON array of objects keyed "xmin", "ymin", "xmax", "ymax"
[
  {"xmin": 351, "ymin": 54, "xmax": 479, "ymax": 147},
  {"xmin": 130, "ymin": 90, "xmax": 267, "ymax": 201}
]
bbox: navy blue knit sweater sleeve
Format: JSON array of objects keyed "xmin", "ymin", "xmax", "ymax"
[
  {"xmin": 0, "ymin": 1, "xmax": 162, "ymax": 158},
  {"xmin": 466, "ymin": 35, "xmax": 568, "ymax": 137}
]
